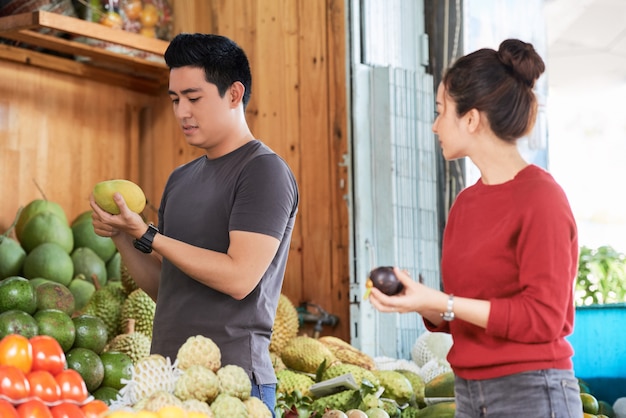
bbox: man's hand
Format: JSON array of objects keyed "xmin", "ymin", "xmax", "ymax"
[{"xmin": 89, "ymin": 193, "xmax": 146, "ymax": 240}]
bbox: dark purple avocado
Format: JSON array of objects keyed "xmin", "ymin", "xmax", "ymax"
[{"xmin": 368, "ymin": 266, "xmax": 403, "ymax": 295}]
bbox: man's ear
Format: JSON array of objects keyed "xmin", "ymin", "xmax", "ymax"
[
  {"xmin": 465, "ymin": 108, "xmax": 481, "ymax": 133},
  {"xmin": 229, "ymin": 82, "xmax": 245, "ymax": 108}
]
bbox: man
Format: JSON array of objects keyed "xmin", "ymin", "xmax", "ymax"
[{"xmin": 91, "ymin": 33, "xmax": 299, "ymax": 414}]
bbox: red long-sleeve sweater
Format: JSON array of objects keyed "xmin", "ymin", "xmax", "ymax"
[{"xmin": 426, "ymin": 164, "xmax": 578, "ymax": 380}]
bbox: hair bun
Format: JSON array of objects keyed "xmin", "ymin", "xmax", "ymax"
[{"xmin": 496, "ymin": 39, "xmax": 545, "ymax": 88}]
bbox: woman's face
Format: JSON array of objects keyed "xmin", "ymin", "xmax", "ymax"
[{"xmin": 432, "ymin": 82, "xmax": 467, "ymax": 161}]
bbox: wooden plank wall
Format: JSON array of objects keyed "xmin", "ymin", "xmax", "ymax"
[{"xmin": 0, "ymin": 0, "xmax": 351, "ymax": 340}]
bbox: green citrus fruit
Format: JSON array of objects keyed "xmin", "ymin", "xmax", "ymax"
[
  {"xmin": 34, "ymin": 309, "xmax": 76, "ymax": 352},
  {"xmin": 71, "ymin": 247, "xmax": 107, "ymax": 287},
  {"xmin": 71, "ymin": 210, "xmax": 93, "ymax": 227},
  {"xmin": 66, "ymin": 347, "xmax": 105, "ymax": 392},
  {"xmin": 598, "ymin": 400, "xmax": 614, "ymax": 417},
  {"xmin": 0, "ymin": 236, "xmax": 26, "ymax": 280},
  {"xmin": 581, "ymin": 392, "xmax": 599, "ymax": 415},
  {"xmin": 71, "ymin": 219, "xmax": 116, "ymax": 263},
  {"xmin": 99, "ymin": 351, "xmax": 133, "ymax": 390},
  {"xmin": 92, "ymin": 385, "xmax": 120, "ymax": 405},
  {"xmin": 0, "ymin": 276, "xmax": 37, "ymax": 314},
  {"xmin": 35, "ymin": 281, "xmax": 75, "ymax": 316},
  {"xmin": 67, "ymin": 275, "xmax": 96, "ymax": 312},
  {"xmin": 19, "ymin": 211, "xmax": 74, "ymax": 254},
  {"xmin": 23, "ymin": 242, "xmax": 74, "ymax": 286},
  {"xmin": 15, "ymin": 199, "xmax": 68, "ymax": 240},
  {"xmin": 0, "ymin": 309, "xmax": 39, "ymax": 338},
  {"xmin": 29, "ymin": 277, "xmax": 52, "ymax": 288},
  {"xmin": 72, "ymin": 314, "xmax": 108, "ymax": 354},
  {"xmin": 106, "ymin": 252, "xmax": 122, "ymax": 282}
]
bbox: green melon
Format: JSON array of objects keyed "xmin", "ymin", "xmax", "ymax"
[
  {"xmin": 19, "ymin": 211, "xmax": 74, "ymax": 254},
  {"xmin": 34, "ymin": 309, "xmax": 76, "ymax": 353},
  {"xmin": 0, "ymin": 236, "xmax": 26, "ymax": 280},
  {"xmin": 35, "ymin": 281, "xmax": 75, "ymax": 316},
  {"xmin": 66, "ymin": 347, "xmax": 104, "ymax": 392},
  {"xmin": 71, "ymin": 219, "xmax": 116, "ymax": 263},
  {"xmin": 23, "ymin": 242, "xmax": 74, "ymax": 286},
  {"xmin": 15, "ymin": 199, "xmax": 68, "ymax": 240},
  {"xmin": 0, "ymin": 310, "xmax": 39, "ymax": 339},
  {"xmin": 0, "ymin": 276, "xmax": 38, "ymax": 314},
  {"xmin": 71, "ymin": 247, "xmax": 108, "ymax": 287}
]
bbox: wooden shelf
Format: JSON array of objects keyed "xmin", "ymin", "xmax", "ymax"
[{"xmin": 0, "ymin": 10, "xmax": 170, "ymax": 93}]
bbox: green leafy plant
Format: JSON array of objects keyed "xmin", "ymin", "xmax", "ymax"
[{"xmin": 575, "ymin": 245, "xmax": 626, "ymax": 306}]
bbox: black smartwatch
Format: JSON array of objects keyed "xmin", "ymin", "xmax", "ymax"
[{"xmin": 133, "ymin": 224, "xmax": 159, "ymax": 254}]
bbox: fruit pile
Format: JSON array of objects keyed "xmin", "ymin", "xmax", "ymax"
[
  {"xmin": 0, "ymin": 192, "xmax": 156, "ymax": 405},
  {"xmin": 0, "ymin": 333, "xmax": 108, "ymax": 417}
]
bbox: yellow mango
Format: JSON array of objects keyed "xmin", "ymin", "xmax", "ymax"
[{"xmin": 93, "ymin": 179, "xmax": 146, "ymax": 214}]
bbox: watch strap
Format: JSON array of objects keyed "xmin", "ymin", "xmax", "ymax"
[{"xmin": 133, "ymin": 224, "xmax": 158, "ymax": 254}]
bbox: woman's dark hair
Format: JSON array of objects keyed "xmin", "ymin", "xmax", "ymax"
[
  {"xmin": 164, "ymin": 33, "xmax": 252, "ymax": 109},
  {"xmin": 443, "ymin": 39, "xmax": 545, "ymax": 142}
]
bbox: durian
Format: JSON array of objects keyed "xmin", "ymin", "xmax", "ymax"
[
  {"xmin": 121, "ymin": 263, "xmax": 139, "ymax": 295},
  {"xmin": 269, "ymin": 294, "xmax": 299, "ymax": 355},
  {"xmin": 280, "ymin": 335, "xmax": 338, "ymax": 374},
  {"xmin": 104, "ymin": 319, "xmax": 151, "ymax": 363},
  {"xmin": 275, "ymin": 369, "xmax": 315, "ymax": 398},
  {"xmin": 269, "ymin": 350, "xmax": 287, "ymax": 373},
  {"xmin": 318, "ymin": 335, "xmax": 376, "ymax": 370},
  {"xmin": 371, "ymin": 369, "xmax": 414, "ymax": 405},
  {"xmin": 322, "ymin": 363, "xmax": 380, "ymax": 387},
  {"xmin": 310, "ymin": 389, "xmax": 361, "ymax": 416},
  {"xmin": 120, "ymin": 288, "xmax": 155, "ymax": 339},
  {"xmin": 83, "ymin": 280, "xmax": 127, "ymax": 339}
]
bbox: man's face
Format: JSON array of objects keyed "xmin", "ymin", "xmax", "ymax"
[{"xmin": 168, "ymin": 66, "xmax": 234, "ymax": 150}]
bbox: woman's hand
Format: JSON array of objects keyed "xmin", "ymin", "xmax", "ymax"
[{"xmin": 368, "ymin": 267, "xmax": 428, "ymax": 313}]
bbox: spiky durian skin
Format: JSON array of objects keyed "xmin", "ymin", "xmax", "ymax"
[
  {"xmin": 120, "ymin": 288, "xmax": 155, "ymax": 339},
  {"xmin": 269, "ymin": 294, "xmax": 299, "ymax": 354},
  {"xmin": 280, "ymin": 335, "xmax": 338, "ymax": 374},
  {"xmin": 318, "ymin": 335, "xmax": 377, "ymax": 370},
  {"xmin": 276, "ymin": 369, "xmax": 315, "ymax": 398},
  {"xmin": 310, "ymin": 389, "xmax": 361, "ymax": 416}
]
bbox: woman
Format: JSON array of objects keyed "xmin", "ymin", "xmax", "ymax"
[{"xmin": 368, "ymin": 39, "xmax": 583, "ymax": 417}]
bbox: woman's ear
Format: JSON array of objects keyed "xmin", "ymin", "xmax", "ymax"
[{"xmin": 465, "ymin": 108, "xmax": 481, "ymax": 133}]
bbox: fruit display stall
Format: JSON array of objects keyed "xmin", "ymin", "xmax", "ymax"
[
  {"xmin": 1, "ymin": 2, "xmax": 624, "ymax": 418},
  {"xmin": 0, "ymin": 0, "xmax": 351, "ymax": 343}
]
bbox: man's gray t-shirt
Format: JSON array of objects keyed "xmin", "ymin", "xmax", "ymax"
[{"xmin": 151, "ymin": 140, "xmax": 298, "ymax": 384}]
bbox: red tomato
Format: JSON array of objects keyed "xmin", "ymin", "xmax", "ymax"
[
  {"xmin": 0, "ymin": 399, "xmax": 19, "ymax": 418},
  {"xmin": 16, "ymin": 399, "xmax": 53, "ymax": 418},
  {"xmin": 0, "ymin": 334, "xmax": 33, "ymax": 374},
  {"xmin": 55, "ymin": 369, "xmax": 88, "ymax": 403},
  {"xmin": 80, "ymin": 400, "xmax": 108, "ymax": 418},
  {"xmin": 0, "ymin": 365, "xmax": 30, "ymax": 401},
  {"xmin": 29, "ymin": 336, "xmax": 66, "ymax": 376},
  {"xmin": 27, "ymin": 370, "xmax": 61, "ymax": 403},
  {"xmin": 50, "ymin": 402, "xmax": 85, "ymax": 418}
]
